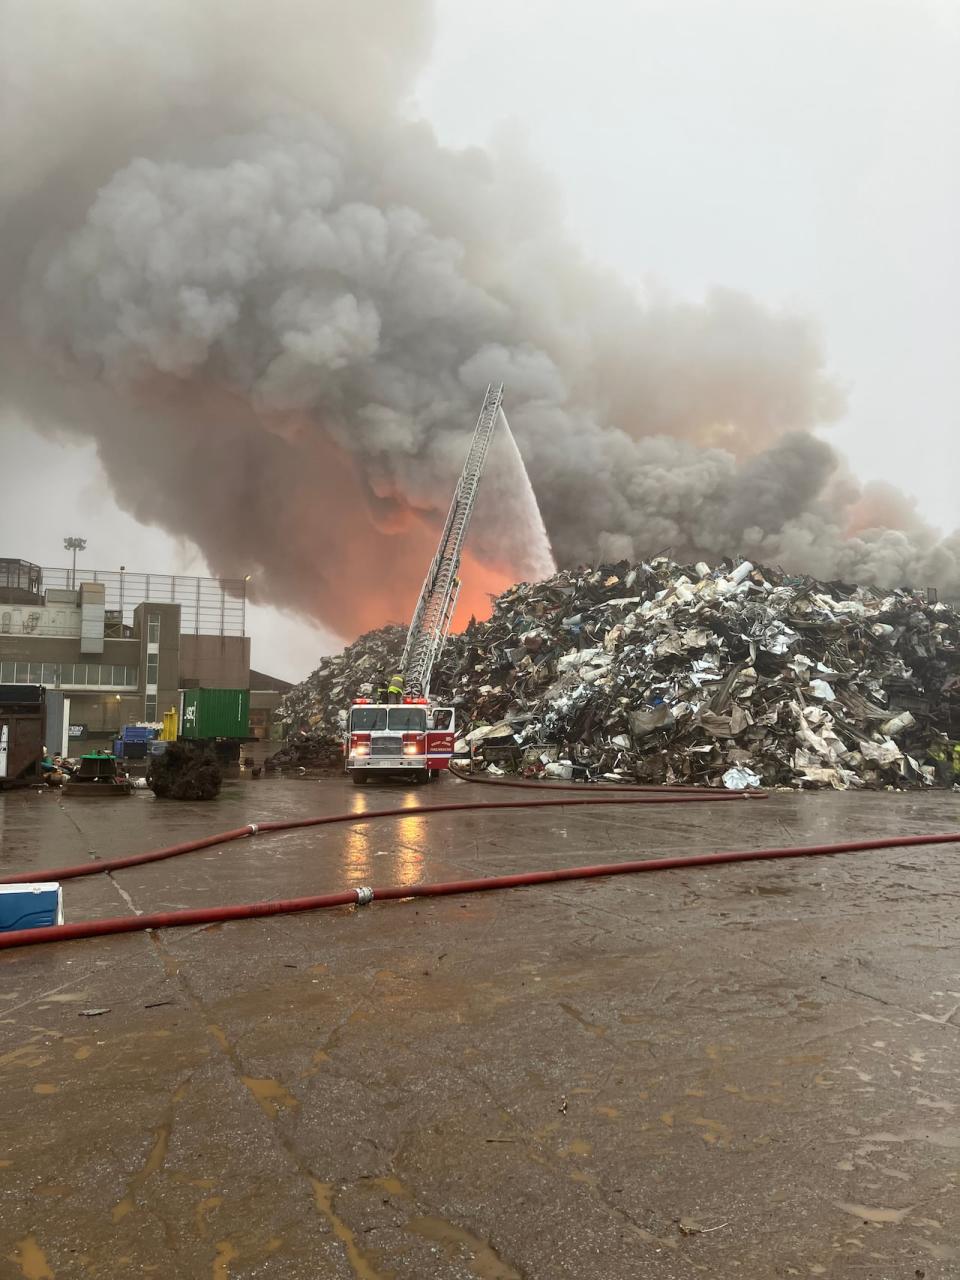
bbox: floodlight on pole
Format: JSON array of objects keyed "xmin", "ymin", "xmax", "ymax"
[{"xmin": 63, "ymin": 536, "xmax": 87, "ymax": 589}]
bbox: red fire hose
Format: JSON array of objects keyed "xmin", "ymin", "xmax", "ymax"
[
  {"xmin": 0, "ymin": 789, "xmax": 765, "ymax": 886},
  {"xmin": 1, "ymin": 828, "xmax": 957, "ymax": 951}
]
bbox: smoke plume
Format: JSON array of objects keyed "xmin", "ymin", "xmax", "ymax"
[{"xmin": 1, "ymin": 0, "xmax": 956, "ymax": 639}]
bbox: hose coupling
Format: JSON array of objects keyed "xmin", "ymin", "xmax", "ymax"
[
  {"xmin": 355, "ymin": 886, "xmax": 375, "ymax": 906},
  {"xmin": 246, "ymin": 823, "xmax": 259, "ymax": 836}
]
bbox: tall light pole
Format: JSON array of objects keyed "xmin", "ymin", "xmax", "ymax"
[{"xmin": 63, "ymin": 536, "xmax": 87, "ymax": 589}]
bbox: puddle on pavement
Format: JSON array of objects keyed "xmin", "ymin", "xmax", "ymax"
[
  {"xmin": 212, "ymin": 1239, "xmax": 239, "ymax": 1279},
  {"xmin": 365, "ymin": 1175, "xmax": 409, "ymax": 1197},
  {"xmin": 207, "ymin": 1024, "xmax": 230, "ymax": 1053},
  {"xmin": 9, "ymin": 1235, "xmax": 53, "ymax": 1280},
  {"xmin": 0, "ymin": 1045, "xmax": 49, "ymax": 1070},
  {"xmin": 863, "ymin": 1126, "xmax": 960, "ymax": 1150},
  {"xmin": 111, "ymin": 1088, "xmax": 186, "ymax": 1222},
  {"xmin": 195, "ymin": 1194, "xmax": 224, "ymax": 1235},
  {"xmin": 913, "ymin": 1236, "xmax": 959, "ymax": 1262},
  {"xmin": 693, "ymin": 1116, "xmax": 732, "ymax": 1146},
  {"xmin": 558, "ymin": 1002, "xmax": 606, "ymax": 1037},
  {"xmin": 705, "ymin": 1043, "xmax": 736, "ymax": 1061},
  {"xmin": 312, "ymin": 1180, "xmax": 390, "ymax": 1280},
  {"xmin": 836, "ymin": 1201, "xmax": 913, "ymax": 1224},
  {"xmin": 31, "ymin": 1083, "xmax": 58, "ymax": 1096},
  {"xmin": 562, "ymin": 1139, "xmax": 593, "ymax": 1157},
  {"xmin": 406, "ymin": 1216, "xmax": 522, "ymax": 1280},
  {"xmin": 241, "ymin": 1076, "xmax": 299, "ymax": 1119}
]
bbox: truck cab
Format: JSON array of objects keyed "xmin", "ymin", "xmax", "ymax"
[{"xmin": 346, "ymin": 698, "xmax": 456, "ymax": 784}]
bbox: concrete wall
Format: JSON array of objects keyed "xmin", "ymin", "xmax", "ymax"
[
  {"xmin": 0, "ymin": 635, "xmax": 140, "ymax": 683},
  {"xmin": 0, "ymin": 601, "xmax": 81, "ymax": 638},
  {"xmin": 180, "ymin": 635, "xmax": 251, "ymax": 690},
  {"xmin": 133, "ymin": 602, "xmax": 181, "ymax": 724},
  {"xmin": 65, "ymin": 692, "xmax": 145, "ymax": 738}
]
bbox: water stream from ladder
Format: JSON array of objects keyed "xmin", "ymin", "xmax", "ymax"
[{"xmin": 495, "ymin": 411, "xmax": 557, "ymax": 582}]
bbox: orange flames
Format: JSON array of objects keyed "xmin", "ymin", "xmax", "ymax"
[{"xmin": 289, "ymin": 436, "xmax": 523, "ymax": 638}]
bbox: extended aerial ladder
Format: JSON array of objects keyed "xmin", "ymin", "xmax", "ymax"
[{"xmin": 400, "ymin": 383, "xmax": 504, "ymax": 698}]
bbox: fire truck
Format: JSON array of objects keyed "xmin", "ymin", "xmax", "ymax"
[
  {"xmin": 345, "ymin": 384, "xmax": 504, "ymax": 784},
  {"xmin": 346, "ymin": 698, "xmax": 456, "ymax": 784}
]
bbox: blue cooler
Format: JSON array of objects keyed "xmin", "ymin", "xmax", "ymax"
[{"xmin": 0, "ymin": 883, "xmax": 64, "ymax": 932}]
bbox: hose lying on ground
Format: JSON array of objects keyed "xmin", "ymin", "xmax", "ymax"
[
  {"xmin": 0, "ymin": 789, "xmax": 766, "ymax": 886},
  {"xmin": 1, "ymin": 828, "xmax": 957, "ymax": 951}
]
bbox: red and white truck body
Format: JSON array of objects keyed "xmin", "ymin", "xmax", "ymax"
[{"xmin": 345, "ymin": 699, "xmax": 456, "ymax": 783}]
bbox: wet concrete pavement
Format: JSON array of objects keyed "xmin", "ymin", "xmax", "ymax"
[{"xmin": 1, "ymin": 774, "xmax": 959, "ymax": 1278}]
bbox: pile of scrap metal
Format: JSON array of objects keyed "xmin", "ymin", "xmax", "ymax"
[
  {"xmin": 279, "ymin": 558, "xmax": 959, "ymax": 789},
  {"xmin": 452, "ymin": 558, "xmax": 959, "ymax": 789},
  {"xmin": 267, "ymin": 626, "xmax": 408, "ymax": 771},
  {"xmin": 264, "ymin": 730, "xmax": 345, "ymax": 774},
  {"xmin": 147, "ymin": 741, "xmax": 221, "ymax": 800}
]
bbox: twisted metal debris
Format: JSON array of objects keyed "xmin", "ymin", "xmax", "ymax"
[{"xmin": 278, "ymin": 559, "xmax": 959, "ymax": 789}]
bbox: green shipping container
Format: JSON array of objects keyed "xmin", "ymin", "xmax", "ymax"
[{"xmin": 180, "ymin": 688, "xmax": 250, "ymax": 740}]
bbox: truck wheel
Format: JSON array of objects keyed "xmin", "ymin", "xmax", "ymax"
[
  {"xmin": 429, "ymin": 768, "xmax": 441, "ymax": 781},
  {"xmin": 352, "ymin": 771, "xmax": 367, "ymax": 786},
  {"xmin": 415, "ymin": 769, "xmax": 430, "ymax": 785}
]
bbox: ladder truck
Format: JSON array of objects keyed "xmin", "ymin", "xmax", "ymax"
[{"xmin": 345, "ymin": 384, "xmax": 504, "ymax": 784}]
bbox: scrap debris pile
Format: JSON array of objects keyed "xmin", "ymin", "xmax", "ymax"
[
  {"xmin": 147, "ymin": 742, "xmax": 222, "ymax": 801},
  {"xmin": 279, "ymin": 559, "xmax": 959, "ymax": 789},
  {"xmin": 266, "ymin": 626, "xmax": 406, "ymax": 772}
]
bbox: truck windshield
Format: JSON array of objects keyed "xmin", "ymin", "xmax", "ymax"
[
  {"xmin": 351, "ymin": 707, "xmax": 387, "ymax": 731},
  {"xmin": 387, "ymin": 707, "xmax": 427, "ymax": 732}
]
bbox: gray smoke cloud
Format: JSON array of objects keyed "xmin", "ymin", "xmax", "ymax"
[{"xmin": 1, "ymin": 0, "xmax": 956, "ymax": 637}]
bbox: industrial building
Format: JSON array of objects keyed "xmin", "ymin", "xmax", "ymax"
[{"xmin": 0, "ymin": 558, "xmax": 286, "ymax": 745}]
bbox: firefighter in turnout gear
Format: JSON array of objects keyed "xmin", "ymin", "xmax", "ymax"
[{"xmin": 386, "ymin": 674, "xmax": 404, "ymax": 704}]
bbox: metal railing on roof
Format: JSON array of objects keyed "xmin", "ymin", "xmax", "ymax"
[{"xmin": 40, "ymin": 567, "xmax": 247, "ymax": 636}]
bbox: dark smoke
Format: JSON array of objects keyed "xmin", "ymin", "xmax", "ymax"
[{"xmin": 1, "ymin": 0, "xmax": 956, "ymax": 639}]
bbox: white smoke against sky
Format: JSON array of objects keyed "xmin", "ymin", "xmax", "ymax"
[{"xmin": 0, "ymin": 0, "xmax": 956, "ymax": 638}]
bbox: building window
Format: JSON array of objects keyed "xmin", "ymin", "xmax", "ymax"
[
  {"xmin": 146, "ymin": 654, "xmax": 159, "ymax": 685},
  {"xmin": 147, "ymin": 613, "xmax": 160, "ymax": 645},
  {"xmin": 42, "ymin": 663, "xmax": 58, "ymax": 686},
  {"xmin": 144, "ymin": 694, "xmax": 158, "ymax": 721},
  {"xmin": 0, "ymin": 661, "xmax": 13, "ymax": 681},
  {"xmin": 1, "ymin": 612, "xmax": 10, "ymax": 633},
  {"xmin": 14, "ymin": 662, "xmax": 29, "ymax": 683}
]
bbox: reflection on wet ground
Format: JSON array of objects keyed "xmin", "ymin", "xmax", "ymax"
[{"xmin": 1, "ymin": 777, "xmax": 959, "ymax": 1277}]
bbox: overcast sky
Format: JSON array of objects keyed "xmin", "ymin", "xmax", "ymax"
[{"xmin": 3, "ymin": 0, "xmax": 957, "ymax": 679}]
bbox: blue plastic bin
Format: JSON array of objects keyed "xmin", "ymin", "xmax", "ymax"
[{"xmin": 0, "ymin": 883, "xmax": 64, "ymax": 932}]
